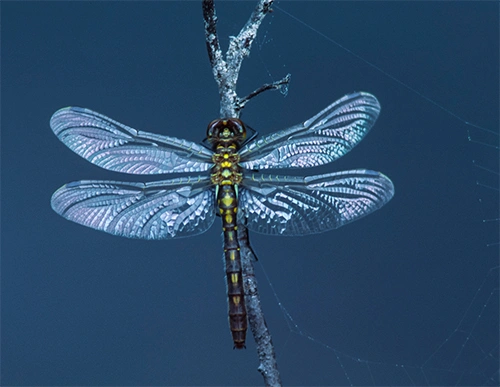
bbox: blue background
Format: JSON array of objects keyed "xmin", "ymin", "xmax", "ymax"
[{"xmin": 2, "ymin": 2, "xmax": 498, "ymax": 386}]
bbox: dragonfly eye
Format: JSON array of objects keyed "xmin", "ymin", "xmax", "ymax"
[
  {"xmin": 228, "ymin": 118, "xmax": 247, "ymax": 141},
  {"xmin": 206, "ymin": 119, "xmax": 219, "ymax": 139},
  {"xmin": 206, "ymin": 118, "xmax": 247, "ymax": 144}
]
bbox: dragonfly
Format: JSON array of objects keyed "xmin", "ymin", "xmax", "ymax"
[{"xmin": 50, "ymin": 91, "xmax": 394, "ymax": 349}]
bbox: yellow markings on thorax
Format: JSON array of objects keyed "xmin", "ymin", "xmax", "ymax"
[{"xmin": 211, "ymin": 146, "xmax": 242, "ymax": 186}]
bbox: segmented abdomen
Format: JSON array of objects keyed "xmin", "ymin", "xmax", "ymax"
[{"xmin": 217, "ymin": 184, "xmax": 247, "ymax": 349}]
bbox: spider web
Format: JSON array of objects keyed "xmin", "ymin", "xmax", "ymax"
[
  {"xmin": 248, "ymin": 2, "xmax": 499, "ymax": 386},
  {"xmin": 259, "ymin": 263, "xmax": 498, "ymax": 386}
]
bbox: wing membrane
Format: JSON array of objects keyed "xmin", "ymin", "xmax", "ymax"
[
  {"xmin": 51, "ymin": 176, "xmax": 215, "ymax": 239},
  {"xmin": 239, "ymin": 92, "xmax": 380, "ymax": 170},
  {"xmin": 239, "ymin": 170, "xmax": 394, "ymax": 235},
  {"xmin": 50, "ymin": 107, "xmax": 213, "ymax": 174}
]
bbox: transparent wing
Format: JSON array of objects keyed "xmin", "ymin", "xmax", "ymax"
[
  {"xmin": 239, "ymin": 170, "xmax": 394, "ymax": 235},
  {"xmin": 51, "ymin": 176, "xmax": 215, "ymax": 239},
  {"xmin": 239, "ymin": 92, "xmax": 380, "ymax": 170},
  {"xmin": 50, "ymin": 107, "xmax": 214, "ymax": 174}
]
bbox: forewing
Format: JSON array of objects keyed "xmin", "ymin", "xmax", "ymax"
[
  {"xmin": 239, "ymin": 170, "xmax": 394, "ymax": 235},
  {"xmin": 50, "ymin": 107, "xmax": 213, "ymax": 174},
  {"xmin": 239, "ymin": 92, "xmax": 380, "ymax": 170},
  {"xmin": 51, "ymin": 176, "xmax": 215, "ymax": 239}
]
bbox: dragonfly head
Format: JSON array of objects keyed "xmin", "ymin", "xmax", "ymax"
[{"xmin": 206, "ymin": 118, "xmax": 246, "ymax": 149}]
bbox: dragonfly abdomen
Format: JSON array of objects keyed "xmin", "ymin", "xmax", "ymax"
[{"xmin": 217, "ymin": 184, "xmax": 247, "ymax": 349}]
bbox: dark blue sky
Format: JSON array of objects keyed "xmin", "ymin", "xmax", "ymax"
[{"xmin": 2, "ymin": 2, "xmax": 498, "ymax": 386}]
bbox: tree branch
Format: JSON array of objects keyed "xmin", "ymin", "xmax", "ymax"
[
  {"xmin": 203, "ymin": 1, "xmax": 282, "ymax": 386},
  {"xmin": 203, "ymin": 0, "xmax": 279, "ymax": 118}
]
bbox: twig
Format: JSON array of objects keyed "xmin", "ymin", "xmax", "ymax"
[
  {"xmin": 237, "ymin": 74, "xmax": 291, "ymax": 112},
  {"xmin": 202, "ymin": 1, "xmax": 282, "ymax": 386},
  {"xmin": 239, "ymin": 226, "xmax": 281, "ymax": 387},
  {"xmin": 203, "ymin": 0, "xmax": 277, "ymax": 118}
]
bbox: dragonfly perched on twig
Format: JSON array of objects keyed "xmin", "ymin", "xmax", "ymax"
[{"xmin": 50, "ymin": 91, "xmax": 394, "ymax": 348}]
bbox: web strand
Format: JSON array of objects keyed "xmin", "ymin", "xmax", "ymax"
[
  {"xmin": 274, "ymin": 4, "xmax": 496, "ymax": 136},
  {"xmin": 259, "ymin": 261, "xmax": 499, "ymax": 386}
]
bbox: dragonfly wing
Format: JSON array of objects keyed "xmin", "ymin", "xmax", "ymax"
[
  {"xmin": 239, "ymin": 92, "xmax": 380, "ymax": 170},
  {"xmin": 239, "ymin": 170, "xmax": 394, "ymax": 235},
  {"xmin": 50, "ymin": 107, "xmax": 214, "ymax": 174},
  {"xmin": 51, "ymin": 176, "xmax": 215, "ymax": 239}
]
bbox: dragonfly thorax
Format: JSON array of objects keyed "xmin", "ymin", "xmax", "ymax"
[
  {"xmin": 211, "ymin": 148, "xmax": 242, "ymax": 186},
  {"xmin": 207, "ymin": 118, "xmax": 245, "ymax": 186}
]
